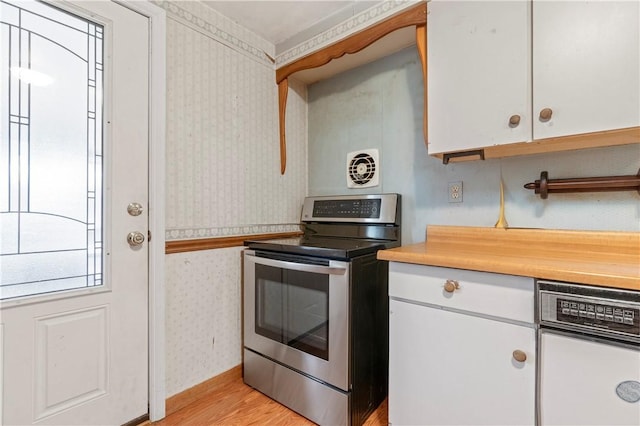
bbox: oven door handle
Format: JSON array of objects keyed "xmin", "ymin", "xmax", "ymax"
[{"xmin": 245, "ymin": 253, "xmax": 347, "ymax": 275}]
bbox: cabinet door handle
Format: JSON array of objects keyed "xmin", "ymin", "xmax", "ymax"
[
  {"xmin": 509, "ymin": 114, "xmax": 521, "ymax": 127},
  {"xmin": 444, "ymin": 279, "xmax": 459, "ymax": 293},
  {"xmin": 512, "ymin": 350, "xmax": 527, "ymax": 362},
  {"xmin": 539, "ymin": 108, "xmax": 553, "ymax": 122}
]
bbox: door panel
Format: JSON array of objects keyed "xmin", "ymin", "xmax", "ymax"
[
  {"xmin": 533, "ymin": 1, "xmax": 640, "ymax": 139},
  {"xmin": 34, "ymin": 307, "xmax": 108, "ymax": 420},
  {"xmin": 540, "ymin": 331, "xmax": 640, "ymax": 425},
  {"xmin": 0, "ymin": 1, "xmax": 149, "ymax": 424},
  {"xmin": 427, "ymin": 0, "xmax": 531, "ymax": 154},
  {"xmin": 389, "ymin": 299, "xmax": 535, "ymax": 425}
]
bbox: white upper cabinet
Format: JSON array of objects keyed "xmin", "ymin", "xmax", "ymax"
[
  {"xmin": 427, "ymin": 0, "xmax": 640, "ymax": 156},
  {"xmin": 532, "ymin": 1, "xmax": 640, "ymax": 140},
  {"xmin": 427, "ymin": 1, "xmax": 531, "ymax": 154}
]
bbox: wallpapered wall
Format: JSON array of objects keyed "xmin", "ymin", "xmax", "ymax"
[
  {"xmin": 308, "ymin": 47, "xmax": 640, "ymax": 245},
  {"xmin": 157, "ymin": 0, "xmax": 424, "ymax": 397},
  {"xmin": 162, "ymin": 1, "xmax": 306, "ymax": 240},
  {"xmin": 159, "ymin": 1, "xmax": 308, "ymax": 396}
]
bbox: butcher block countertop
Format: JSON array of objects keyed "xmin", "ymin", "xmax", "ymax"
[{"xmin": 377, "ymin": 226, "xmax": 640, "ymax": 291}]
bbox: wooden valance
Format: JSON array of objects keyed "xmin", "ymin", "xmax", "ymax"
[{"xmin": 275, "ymin": 2, "xmax": 428, "ymax": 174}]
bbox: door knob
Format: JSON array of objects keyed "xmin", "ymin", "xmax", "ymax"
[{"xmin": 127, "ymin": 231, "xmax": 145, "ymax": 247}]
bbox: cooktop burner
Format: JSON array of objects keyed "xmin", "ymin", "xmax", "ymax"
[{"xmin": 244, "ymin": 194, "xmax": 401, "ymax": 260}]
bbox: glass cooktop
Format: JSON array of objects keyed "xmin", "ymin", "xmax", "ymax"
[
  {"xmin": 245, "ymin": 194, "xmax": 401, "ymax": 260},
  {"xmin": 244, "ymin": 236, "xmax": 394, "ymax": 260}
]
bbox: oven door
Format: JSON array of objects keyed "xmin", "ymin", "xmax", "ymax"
[{"xmin": 243, "ymin": 249, "xmax": 350, "ymax": 391}]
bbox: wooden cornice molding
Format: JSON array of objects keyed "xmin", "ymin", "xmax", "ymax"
[
  {"xmin": 276, "ymin": 2, "xmax": 428, "ymax": 174},
  {"xmin": 276, "ymin": 3, "xmax": 427, "ymax": 84}
]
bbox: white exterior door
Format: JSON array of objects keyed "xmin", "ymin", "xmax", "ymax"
[{"xmin": 0, "ymin": 1, "xmax": 150, "ymax": 424}]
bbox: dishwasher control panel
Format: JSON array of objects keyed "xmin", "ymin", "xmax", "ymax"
[
  {"xmin": 555, "ymin": 298, "xmax": 638, "ymax": 330},
  {"xmin": 538, "ymin": 280, "xmax": 640, "ymax": 343}
]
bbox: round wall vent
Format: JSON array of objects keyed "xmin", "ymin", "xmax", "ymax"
[{"xmin": 346, "ymin": 149, "xmax": 379, "ymax": 188}]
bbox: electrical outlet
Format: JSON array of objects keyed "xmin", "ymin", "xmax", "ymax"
[{"xmin": 448, "ymin": 181, "xmax": 463, "ymax": 203}]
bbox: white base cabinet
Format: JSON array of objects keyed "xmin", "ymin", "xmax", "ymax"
[{"xmin": 388, "ymin": 263, "xmax": 535, "ymax": 425}]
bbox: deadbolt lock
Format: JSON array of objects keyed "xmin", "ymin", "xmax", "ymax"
[{"xmin": 127, "ymin": 202, "xmax": 144, "ymax": 216}]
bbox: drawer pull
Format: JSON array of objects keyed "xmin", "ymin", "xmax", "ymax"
[
  {"xmin": 512, "ymin": 350, "xmax": 527, "ymax": 363},
  {"xmin": 443, "ymin": 279, "xmax": 459, "ymax": 293},
  {"xmin": 508, "ymin": 114, "xmax": 521, "ymax": 127}
]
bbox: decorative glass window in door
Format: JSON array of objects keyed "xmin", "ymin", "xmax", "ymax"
[{"xmin": 1, "ymin": 0, "xmax": 104, "ymax": 300}]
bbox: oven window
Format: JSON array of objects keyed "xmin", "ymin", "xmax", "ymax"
[{"xmin": 255, "ymin": 264, "xmax": 329, "ymax": 360}]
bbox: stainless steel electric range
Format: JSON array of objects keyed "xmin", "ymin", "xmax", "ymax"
[{"xmin": 243, "ymin": 193, "xmax": 401, "ymax": 426}]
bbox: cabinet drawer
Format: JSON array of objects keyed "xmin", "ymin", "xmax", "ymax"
[{"xmin": 389, "ymin": 263, "xmax": 534, "ymax": 323}]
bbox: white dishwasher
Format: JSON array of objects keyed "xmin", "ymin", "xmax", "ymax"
[{"xmin": 538, "ymin": 280, "xmax": 640, "ymax": 425}]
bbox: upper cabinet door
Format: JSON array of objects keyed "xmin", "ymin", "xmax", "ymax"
[
  {"xmin": 427, "ymin": 1, "xmax": 531, "ymax": 154},
  {"xmin": 533, "ymin": 1, "xmax": 640, "ymax": 140}
]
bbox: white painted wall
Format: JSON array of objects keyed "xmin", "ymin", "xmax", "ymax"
[{"xmin": 308, "ymin": 47, "xmax": 640, "ymax": 245}]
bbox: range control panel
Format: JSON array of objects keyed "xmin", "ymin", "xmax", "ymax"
[
  {"xmin": 312, "ymin": 199, "xmax": 381, "ymax": 218},
  {"xmin": 301, "ymin": 194, "xmax": 399, "ymax": 224},
  {"xmin": 538, "ymin": 280, "xmax": 640, "ymax": 343}
]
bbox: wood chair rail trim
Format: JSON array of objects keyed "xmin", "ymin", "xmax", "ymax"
[{"xmin": 165, "ymin": 231, "xmax": 302, "ymax": 254}]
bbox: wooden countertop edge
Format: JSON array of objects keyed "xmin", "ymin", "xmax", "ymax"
[{"xmin": 378, "ymin": 226, "xmax": 640, "ymax": 291}]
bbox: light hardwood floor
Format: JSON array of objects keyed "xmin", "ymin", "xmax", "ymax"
[{"xmin": 149, "ymin": 374, "xmax": 387, "ymax": 425}]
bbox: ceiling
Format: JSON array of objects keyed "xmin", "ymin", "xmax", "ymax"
[
  {"xmin": 201, "ymin": 1, "xmax": 416, "ymax": 83},
  {"xmin": 201, "ymin": 1, "xmax": 378, "ymax": 49}
]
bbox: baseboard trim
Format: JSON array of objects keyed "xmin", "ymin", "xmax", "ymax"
[
  {"xmin": 165, "ymin": 365, "xmax": 243, "ymax": 416},
  {"xmin": 124, "ymin": 413, "xmax": 149, "ymax": 426}
]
